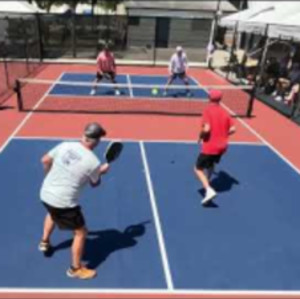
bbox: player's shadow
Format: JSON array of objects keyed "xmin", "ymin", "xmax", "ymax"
[
  {"xmin": 198, "ymin": 171, "xmax": 240, "ymax": 208},
  {"xmin": 45, "ymin": 221, "xmax": 150, "ymax": 269}
]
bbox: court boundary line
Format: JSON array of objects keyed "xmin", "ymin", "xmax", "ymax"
[
  {"xmin": 0, "ymin": 288, "xmax": 300, "ymax": 297},
  {"xmin": 127, "ymin": 74, "xmax": 134, "ymax": 98},
  {"xmin": 11, "ymin": 136, "xmax": 264, "ymax": 146},
  {"xmin": 0, "ymin": 73, "xmax": 64, "ymax": 154},
  {"xmin": 45, "ymin": 93, "xmax": 210, "ymax": 103},
  {"xmin": 190, "ymin": 76, "xmax": 300, "ymax": 176},
  {"xmin": 139, "ymin": 141, "xmax": 174, "ymax": 290}
]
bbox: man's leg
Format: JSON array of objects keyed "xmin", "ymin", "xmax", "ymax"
[
  {"xmin": 207, "ymin": 165, "xmax": 215, "ymax": 181},
  {"xmin": 108, "ymin": 72, "xmax": 120, "ymax": 95},
  {"xmin": 180, "ymin": 73, "xmax": 190, "ymax": 95},
  {"xmin": 67, "ymin": 226, "xmax": 96, "ymax": 279},
  {"xmin": 71, "ymin": 226, "xmax": 87, "ymax": 269},
  {"xmin": 90, "ymin": 73, "xmax": 103, "ymax": 95},
  {"xmin": 194, "ymin": 154, "xmax": 217, "ymax": 205},
  {"xmin": 164, "ymin": 74, "xmax": 175, "ymax": 96},
  {"xmin": 39, "ymin": 213, "xmax": 55, "ymax": 252}
]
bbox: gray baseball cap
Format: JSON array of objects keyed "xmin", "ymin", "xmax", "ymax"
[{"xmin": 84, "ymin": 123, "xmax": 106, "ymax": 139}]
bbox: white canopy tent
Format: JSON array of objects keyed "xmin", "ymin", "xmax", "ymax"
[
  {"xmin": 0, "ymin": 1, "xmax": 43, "ymax": 13},
  {"xmin": 237, "ymin": 2, "xmax": 300, "ymax": 35},
  {"xmin": 219, "ymin": 5, "xmax": 274, "ymax": 29},
  {"xmin": 268, "ymin": 11, "xmax": 300, "ymax": 41}
]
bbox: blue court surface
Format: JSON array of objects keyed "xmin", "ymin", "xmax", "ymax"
[
  {"xmin": 49, "ymin": 72, "xmax": 208, "ymax": 99},
  {"xmin": 1, "ymin": 138, "xmax": 300, "ymax": 292}
]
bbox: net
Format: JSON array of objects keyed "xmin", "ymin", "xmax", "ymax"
[{"xmin": 16, "ymin": 78, "xmax": 254, "ymax": 117}]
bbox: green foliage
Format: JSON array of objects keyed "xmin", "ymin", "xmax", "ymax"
[{"xmin": 31, "ymin": 0, "xmax": 124, "ymax": 12}]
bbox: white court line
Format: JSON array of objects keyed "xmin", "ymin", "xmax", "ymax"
[
  {"xmin": 190, "ymin": 76, "xmax": 300, "ymax": 176},
  {"xmin": 46, "ymin": 93, "xmax": 206, "ymax": 103},
  {"xmin": 0, "ymin": 73, "xmax": 64, "ymax": 154},
  {"xmin": 0, "ymin": 288, "xmax": 300, "ymax": 297},
  {"xmin": 12, "ymin": 136, "xmax": 264, "ymax": 146},
  {"xmin": 139, "ymin": 141, "xmax": 174, "ymax": 290},
  {"xmin": 127, "ymin": 74, "xmax": 134, "ymax": 98}
]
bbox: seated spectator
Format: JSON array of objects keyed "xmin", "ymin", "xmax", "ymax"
[
  {"xmin": 261, "ymin": 57, "xmax": 280, "ymax": 92},
  {"xmin": 273, "ymin": 63, "xmax": 300, "ymax": 102},
  {"xmin": 284, "ymin": 82, "xmax": 299, "ymax": 106}
]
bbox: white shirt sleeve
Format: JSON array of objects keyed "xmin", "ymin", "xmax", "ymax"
[
  {"xmin": 89, "ymin": 162, "xmax": 101, "ymax": 183},
  {"xmin": 47, "ymin": 143, "xmax": 63, "ymax": 159}
]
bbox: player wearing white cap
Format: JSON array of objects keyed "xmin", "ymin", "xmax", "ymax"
[{"xmin": 164, "ymin": 46, "xmax": 191, "ymax": 97}]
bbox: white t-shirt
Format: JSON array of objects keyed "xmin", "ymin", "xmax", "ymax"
[
  {"xmin": 40, "ymin": 142, "xmax": 101, "ymax": 208},
  {"xmin": 169, "ymin": 52, "xmax": 188, "ymax": 74}
]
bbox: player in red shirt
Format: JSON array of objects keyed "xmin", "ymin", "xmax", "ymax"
[
  {"xmin": 90, "ymin": 43, "xmax": 120, "ymax": 96},
  {"xmin": 194, "ymin": 90, "xmax": 236, "ymax": 205}
]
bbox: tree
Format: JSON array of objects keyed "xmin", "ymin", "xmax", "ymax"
[
  {"xmin": 100, "ymin": 0, "xmax": 123, "ymax": 11},
  {"xmin": 30, "ymin": 0, "xmax": 124, "ymax": 13}
]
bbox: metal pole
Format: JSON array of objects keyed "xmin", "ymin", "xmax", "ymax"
[
  {"xmin": 207, "ymin": 0, "xmax": 222, "ymax": 65},
  {"xmin": 72, "ymin": 12, "xmax": 76, "ymax": 58},
  {"xmin": 153, "ymin": 17, "xmax": 158, "ymax": 66},
  {"xmin": 255, "ymin": 24, "xmax": 270, "ymax": 87},
  {"xmin": 36, "ymin": 13, "xmax": 43, "ymax": 62},
  {"xmin": 226, "ymin": 20, "xmax": 238, "ymax": 80}
]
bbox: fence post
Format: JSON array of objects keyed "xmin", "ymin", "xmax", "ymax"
[
  {"xmin": 21, "ymin": 17, "xmax": 30, "ymax": 75},
  {"xmin": 36, "ymin": 13, "xmax": 43, "ymax": 61},
  {"xmin": 153, "ymin": 17, "xmax": 158, "ymax": 66},
  {"xmin": 72, "ymin": 13, "xmax": 76, "ymax": 58}
]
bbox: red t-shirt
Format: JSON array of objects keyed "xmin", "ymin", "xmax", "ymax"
[
  {"xmin": 97, "ymin": 51, "xmax": 116, "ymax": 73},
  {"xmin": 201, "ymin": 103, "xmax": 234, "ymax": 155}
]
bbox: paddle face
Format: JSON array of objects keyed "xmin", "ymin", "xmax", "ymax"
[{"xmin": 105, "ymin": 142, "xmax": 123, "ymax": 163}]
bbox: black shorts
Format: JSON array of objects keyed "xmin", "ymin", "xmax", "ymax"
[
  {"xmin": 196, "ymin": 153, "xmax": 222, "ymax": 170},
  {"xmin": 96, "ymin": 71, "xmax": 116, "ymax": 81},
  {"xmin": 171, "ymin": 72, "xmax": 187, "ymax": 80},
  {"xmin": 43, "ymin": 202, "xmax": 85, "ymax": 231}
]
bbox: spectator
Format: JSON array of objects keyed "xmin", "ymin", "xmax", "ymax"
[
  {"xmin": 273, "ymin": 63, "xmax": 300, "ymax": 102},
  {"xmin": 261, "ymin": 57, "xmax": 280, "ymax": 94}
]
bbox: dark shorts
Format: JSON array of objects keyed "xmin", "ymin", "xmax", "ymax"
[
  {"xmin": 171, "ymin": 72, "xmax": 187, "ymax": 80},
  {"xmin": 196, "ymin": 153, "xmax": 223, "ymax": 170},
  {"xmin": 43, "ymin": 202, "xmax": 85, "ymax": 231},
  {"xmin": 96, "ymin": 71, "xmax": 116, "ymax": 81}
]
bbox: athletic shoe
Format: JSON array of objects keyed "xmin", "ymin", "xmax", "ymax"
[
  {"xmin": 90, "ymin": 89, "xmax": 96, "ymax": 96},
  {"xmin": 201, "ymin": 187, "xmax": 217, "ymax": 205},
  {"xmin": 275, "ymin": 95, "xmax": 283, "ymax": 102},
  {"xmin": 38, "ymin": 241, "xmax": 52, "ymax": 253},
  {"xmin": 163, "ymin": 90, "xmax": 168, "ymax": 97},
  {"xmin": 115, "ymin": 89, "xmax": 121, "ymax": 96},
  {"xmin": 67, "ymin": 266, "xmax": 97, "ymax": 280}
]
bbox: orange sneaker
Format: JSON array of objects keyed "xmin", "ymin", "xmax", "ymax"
[{"xmin": 66, "ymin": 266, "xmax": 97, "ymax": 280}]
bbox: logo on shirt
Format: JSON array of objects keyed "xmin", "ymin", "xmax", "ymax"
[{"xmin": 62, "ymin": 150, "xmax": 82, "ymax": 166}]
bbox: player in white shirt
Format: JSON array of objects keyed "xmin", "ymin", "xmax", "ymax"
[
  {"xmin": 39, "ymin": 123, "xmax": 109, "ymax": 280},
  {"xmin": 164, "ymin": 46, "xmax": 191, "ymax": 97}
]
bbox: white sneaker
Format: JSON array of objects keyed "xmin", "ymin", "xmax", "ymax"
[
  {"xmin": 201, "ymin": 187, "xmax": 217, "ymax": 205},
  {"xmin": 275, "ymin": 95, "xmax": 283, "ymax": 102},
  {"xmin": 90, "ymin": 89, "xmax": 96, "ymax": 96},
  {"xmin": 115, "ymin": 89, "xmax": 121, "ymax": 96}
]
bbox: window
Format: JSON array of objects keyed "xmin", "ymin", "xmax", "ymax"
[{"xmin": 129, "ymin": 17, "xmax": 140, "ymax": 26}]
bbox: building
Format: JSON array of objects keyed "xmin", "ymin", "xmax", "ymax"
[{"xmin": 125, "ymin": 0, "xmax": 237, "ymax": 51}]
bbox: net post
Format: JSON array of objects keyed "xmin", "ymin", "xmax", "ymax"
[
  {"xmin": 14, "ymin": 79, "xmax": 23, "ymax": 111},
  {"xmin": 246, "ymin": 85, "xmax": 256, "ymax": 118}
]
